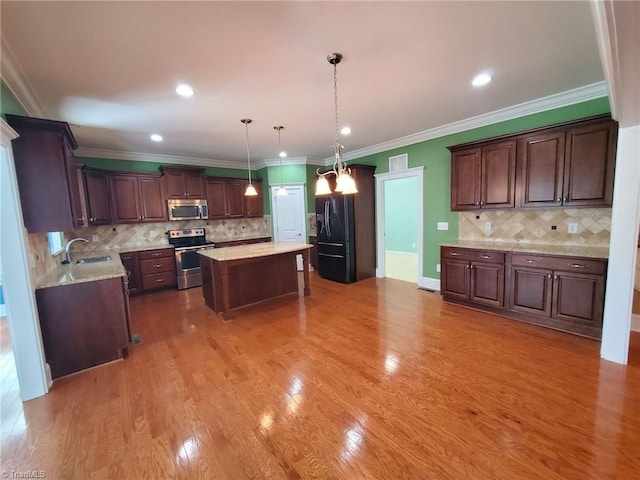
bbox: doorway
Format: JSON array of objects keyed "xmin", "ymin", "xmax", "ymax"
[
  {"xmin": 376, "ymin": 167, "xmax": 424, "ymax": 286},
  {"xmin": 271, "ymin": 184, "xmax": 307, "ymax": 270}
]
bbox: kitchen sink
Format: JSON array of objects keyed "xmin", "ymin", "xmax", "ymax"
[{"xmin": 75, "ymin": 255, "xmax": 111, "ymax": 264}]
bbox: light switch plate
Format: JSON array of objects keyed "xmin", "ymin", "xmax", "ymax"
[
  {"xmin": 436, "ymin": 263, "xmax": 441, "ymax": 273},
  {"xmin": 437, "ymin": 222, "xmax": 449, "ymax": 231},
  {"xmin": 484, "ymin": 222, "xmax": 492, "ymax": 231},
  {"xmin": 568, "ymin": 223, "xmax": 578, "ymax": 234},
  {"xmin": 91, "ymin": 234, "xmax": 99, "ymax": 242}
]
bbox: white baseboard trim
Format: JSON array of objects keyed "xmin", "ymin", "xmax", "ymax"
[
  {"xmin": 632, "ymin": 314, "xmax": 640, "ymax": 332},
  {"xmin": 420, "ymin": 277, "xmax": 440, "ymax": 292}
]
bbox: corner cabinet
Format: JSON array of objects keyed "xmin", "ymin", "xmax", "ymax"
[
  {"xmin": 109, "ymin": 173, "xmax": 166, "ymax": 223},
  {"xmin": 441, "ymin": 246, "xmax": 607, "ymax": 339},
  {"xmin": 6, "ymin": 114, "xmax": 86, "ymax": 233},
  {"xmin": 449, "ymin": 115, "xmax": 617, "ymax": 211}
]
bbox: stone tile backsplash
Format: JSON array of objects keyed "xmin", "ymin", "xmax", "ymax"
[
  {"xmin": 66, "ymin": 216, "xmax": 272, "ymax": 252},
  {"xmin": 459, "ymin": 208, "xmax": 611, "ymax": 247}
]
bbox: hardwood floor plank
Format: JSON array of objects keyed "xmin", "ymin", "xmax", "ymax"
[{"xmin": 1, "ymin": 274, "xmax": 638, "ymax": 479}]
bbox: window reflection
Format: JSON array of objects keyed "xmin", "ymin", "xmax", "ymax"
[
  {"xmin": 177, "ymin": 436, "xmax": 199, "ymax": 463},
  {"xmin": 384, "ymin": 353, "xmax": 399, "ymax": 375}
]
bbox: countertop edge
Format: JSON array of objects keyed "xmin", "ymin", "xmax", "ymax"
[{"xmin": 440, "ymin": 242, "xmax": 609, "ymax": 259}]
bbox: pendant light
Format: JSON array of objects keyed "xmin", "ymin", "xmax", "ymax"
[
  {"xmin": 241, "ymin": 118, "xmax": 258, "ymax": 196},
  {"xmin": 315, "ymin": 53, "xmax": 357, "ymax": 196},
  {"xmin": 274, "ymin": 125, "xmax": 288, "ymax": 197}
]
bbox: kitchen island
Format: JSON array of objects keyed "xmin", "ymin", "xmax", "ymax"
[{"xmin": 199, "ymin": 242, "xmax": 312, "ymax": 320}]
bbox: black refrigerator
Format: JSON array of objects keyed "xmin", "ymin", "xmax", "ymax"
[{"xmin": 315, "ymin": 195, "xmax": 357, "ymax": 283}]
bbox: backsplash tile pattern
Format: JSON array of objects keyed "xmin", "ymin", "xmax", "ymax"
[
  {"xmin": 27, "ymin": 232, "xmax": 63, "ymax": 287},
  {"xmin": 459, "ymin": 208, "xmax": 611, "ymax": 247},
  {"xmin": 65, "ymin": 216, "xmax": 272, "ymax": 252}
]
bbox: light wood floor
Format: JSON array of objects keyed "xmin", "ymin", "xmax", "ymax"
[{"xmin": 1, "ymin": 274, "xmax": 639, "ymax": 479}]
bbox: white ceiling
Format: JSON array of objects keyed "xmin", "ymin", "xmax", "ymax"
[{"xmin": 0, "ymin": 1, "xmax": 606, "ymax": 167}]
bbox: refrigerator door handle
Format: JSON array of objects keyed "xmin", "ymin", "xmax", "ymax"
[
  {"xmin": 319, "ymin": 252, "xmax": 345, "ymax": 259},
  {"xmin": 318, "ymin": 241, "xmax": 344, "ymax": 247},
  {"xmin": 325, "ymin": 200, "xmax": 331, "ymax": 238}
]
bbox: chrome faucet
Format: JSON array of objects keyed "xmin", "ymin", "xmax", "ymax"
[{"xmin": 63, "ymin": 237, "xmax": 89, "ymax": 264}]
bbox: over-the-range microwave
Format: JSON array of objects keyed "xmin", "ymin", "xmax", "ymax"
[{"xmin": 167, "ymin": 199, "xmax": 208, "ymax": 221}]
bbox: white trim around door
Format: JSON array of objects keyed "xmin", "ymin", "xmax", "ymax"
[{"xmin": 375, "ymin": 167, "xmax": 425, "ymax": 287}]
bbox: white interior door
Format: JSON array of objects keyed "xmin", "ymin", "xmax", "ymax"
[{"xmin": 272, "ymin": 184, "xmax": 307, "ymax": 269}]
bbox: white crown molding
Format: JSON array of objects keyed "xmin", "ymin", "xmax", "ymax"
[
  {"xmin": 338, "ymin": 82, "xmax": 609, "ymax": 162},
  {"xmin": 0, "ymin": 36, "xmax": 47, "ymax": 118},
  {"xmin": 74, "ymin": 147, "xmax": 243, "ymax": 169},
  {"xmin": 0, "ymin": 118, "xmax": 18, "ymax": 141},
  {"xmin": 254, "ymin": 157, "xmax": 314, "ymax": 169},
  {"xmin": 590, "ymin": 1, "xmax": 617, "ymax": 120}
]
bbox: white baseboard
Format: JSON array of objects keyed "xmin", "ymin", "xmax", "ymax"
[
  {"xmin": 420, "ymin": 277, "xmax": 440, "ymax": 292},
  {"xmin": 632, "ymin": 314, "xmax": 640, "ymax": 332}
]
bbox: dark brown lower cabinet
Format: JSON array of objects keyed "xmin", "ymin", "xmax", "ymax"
[
  {"xmin": 36, "ymin": 277, "xmax": 130, "ymax": 379},
  {"xmin": 441, "ymin": 247, "xmax": 505, "ymax": 307},
  {"xmin": 441, "ymin": 246, "xmax": 606, "ymax": 339},
  {"xmin": 120, "ymin": 248, "xmax": 176, "ymax": 295},
  {"xmin": 509, "ymin": 254, "xmax": 606, "ymax": 338}
]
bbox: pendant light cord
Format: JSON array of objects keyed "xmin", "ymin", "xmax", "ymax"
[{"xmin": 244, "ymin": 121, "xmax": 252, "ymax": 184}]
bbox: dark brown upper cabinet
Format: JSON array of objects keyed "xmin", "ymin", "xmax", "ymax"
[
  {"xmin": 6, "ymin": 114, "xmax": 86, "ymax": 232},
  {"xmin": 450, "ymin": 115, "xmax": 617, "ymax": 211},
  {"xmin": 518, "ymin": 119, "xmax": 617, "ymax": 208},
  {"xmin": 244, "ymin": 180, "xmax": 264, "ymax": 217},
  {"xmin": 83, "ymin": 168, "xmax": 112, "ymax": 225},
  {"xmin": 161, "ymin": 166, "xmax": 205, "ymax": 199},
  {"xmin": 450, "ymin": 140, "xmax": 516, "ymax": 211},
  {"xmin": 206, "ymin": 178, "xmax": 247, "ymax": 219},
  {"xmin": 109, "ymin": 173, "xmax": 166, "ymax": 224}
]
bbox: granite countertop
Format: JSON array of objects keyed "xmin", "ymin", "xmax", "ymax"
[
  {"xmin": 440, "ymin": 241, "xmax": 609, "ymax": 259},
  {"xmin": 199, "ymin": 242, "xmax": 313, "ymax": 262},
  {"xmin": 37, "ymin": 251, "xmax": 127, "ymax": 289}
]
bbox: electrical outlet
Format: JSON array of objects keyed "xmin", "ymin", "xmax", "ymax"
[
  {"xmin": 437, "ymin": 222, "xmax": 449, "ymax": 231},
  {"xmin": 91, "ymin": 234, "xmax": 99, "ymax": 242},
  {"xmin": 568, "ymin": 223, "xmax": 578, "ymax": 234},
  {"xmin": 484, "ymin": 221, "xmax": 492, "ymax": 231},
  {"xmin": 436, "ymin": 263, "xmax": 441, "ymax": 273}
]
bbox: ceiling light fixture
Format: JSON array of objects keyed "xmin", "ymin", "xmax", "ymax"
[
  {"xmin": 472, "ymin": 73, "xmax": 492, "ymax": 87},
  {"xmin": 341, "ymin": 126, "xmax": 351, "ymax": 136},
  {"xmin": 274, "ymin": 126, "xmax": 288, "ymax": 197},
  {"xmin": 241, "ymin": 118, "xmax": 258, "ymax": 197},
  {"xmin": 176, "ymin": 84, "xmax": 194, "ymax": 97},
  {"xmin": 150, "ymin": 133, "xmax": 163, "ymax": 142},
  {"xmin": 315, "ymin": 53, "xmax": 357, "ymax": 196}
]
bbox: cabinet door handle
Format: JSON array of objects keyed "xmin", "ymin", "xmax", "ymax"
[
  {"xmin": 152, "ymin": 253, "xmax": 161, "ymax": 257},
  {"xmin": 557, "ymin": 197, "xmax": 562, "ymax": 202},
  {"xmin": 479, "ymin": 254, "xmax": 492, "ymax": 259},
  {"xmin": 466, "ymin": 264, "xmax": 469, "ymax": 269},
  {"xmin": 155, "ymin": 278, "xmax": 165, "ymax": 283},
  {"xmin": 569, "ymin": 263, "xmax": 589, "ymax": 269},
  {"xmin": 450, "ymin": 252, "xmax": 461, "ymax": 256},
  {"xmin": 554, "ymin": 275, "xmax": 558, "ymax": 280},
  {"xmin": 547, "ymin": 274, "xmax": 551, "ymax": 279},
  {"xmin": 154, "ymin": 264, "xmax": 162, "ymax": 268},
  {"xmin": 563, "ymin": 197, "xmax": 567, "ymax": 203},
  {"xmin": 524, "ymin": 259, "xmax": 539, "ymax": 264}
]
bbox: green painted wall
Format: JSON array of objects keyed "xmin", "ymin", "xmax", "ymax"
[
  {"xmin": 0, "ymin": 80, "xmax": 28, "ymax": 116},
  {"xmin": 384, "ymin": 176, "xmax": 419, "ymax": 252},
  {"xmin": 352, "ymin": 97, "xmax": 611, "ymax": 280}
]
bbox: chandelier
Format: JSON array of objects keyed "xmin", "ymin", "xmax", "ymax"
[
  {"xmin": 315, "ymin": 53, "xmax": 358, "ymax": 195},
  {"xmin": 241, "ymin": 118, "xmax": 258, "ymax": 196},
  {"xmin": 274, "ymin": 125, "xmax": 288, "ymax": 197}
]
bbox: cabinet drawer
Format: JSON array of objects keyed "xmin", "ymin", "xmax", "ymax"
[
  {"xmin": 140, "ymin": 256, "xmax": 176, "ymax": 275},
  {"xmin": 511, "ymin": 254, "xmax": 607, "ymax": 275},
  {"xmin": 138, "ymin": 248, "xmax": 174, "ymax": 260},
  {"xmin": 141, "ymin": 272, "xmax": 177, "ymax": 290},
  {"xmin": 441, "ymin": 247, "xmax": 505, "ymax": 264}
]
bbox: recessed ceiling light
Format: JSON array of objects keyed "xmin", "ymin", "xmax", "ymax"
[
  {"xmin": 341, "ymin": 126, "xmax": 351, "ymax": 135},
  {"xmin": 472, "ymin": 73, "xmax": 492, "ymax": 87},
  {"xmin": 279, "ymin": 151, "xmax": 287, "ymax": 158},
  {"xmin": 175, "ymin": 84, "xmax": 194, "ymax": 97},
  {"xmin": 150, "ymin": 134, "xmax": 163, "ymax": 142}
]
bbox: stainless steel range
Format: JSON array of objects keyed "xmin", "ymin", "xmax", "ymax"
[{"xmin": 167, "ymin": 228, "xmax": 215, "ymax": 290}]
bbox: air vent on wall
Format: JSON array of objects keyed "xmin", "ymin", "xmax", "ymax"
[{"xmin": 389, "ymin": 154, "xmax": 408, "ymax": 171}]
